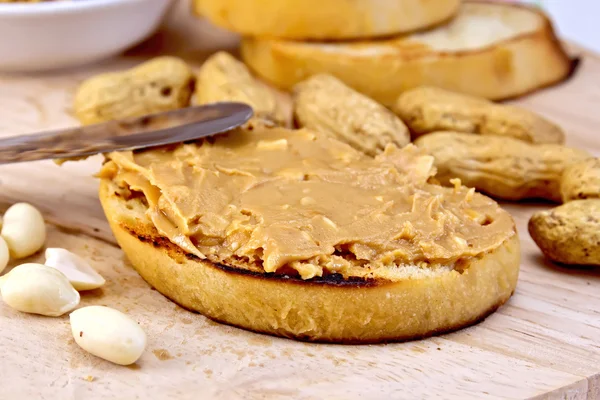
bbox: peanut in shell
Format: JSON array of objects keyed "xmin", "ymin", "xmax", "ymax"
[
  {"xmin": 73, "ymin": 57, "xmax": 195, "ymax": 125},
  {"xmin": 394, "ymin": 87, "xmax": 564, "ymax": 144},
  {"xmin": 294, "ymin": 74, "xmax": 410, "ymax": 156}
]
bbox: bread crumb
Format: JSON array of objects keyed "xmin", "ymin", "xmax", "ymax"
[{"xmin": 84, "ymin": 375, "xmax": 95, "ymax": 382}]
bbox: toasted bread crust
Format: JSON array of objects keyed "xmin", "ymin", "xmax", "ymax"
[
  {"xmin": 193, "ymin": 0, "xmax": 461, "ymax": 40},
  {"xmin": 100, "ymin": 179, "xmax": 520, "ymax": 343},
  {"xmin": 241, "ymin": 2, "xmax": 573, "ymax": 105}
]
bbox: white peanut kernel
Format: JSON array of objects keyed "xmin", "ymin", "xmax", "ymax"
[
  {"xmin": 0, "ymin": 236, "xmax": 9, "ymax": 274},
  {"xmin": 45, "ymin": 248, "xmax": 105, "ymax": 291},
  {"xmin": 1, "ymin": 203, "xmax": 46, "ymax": 259},
  {"xmin": 70, "ymin": 306, "xmax": 147, "ymax": 366},
  {"xmin": 0, "ymin": 263, "xmax": 80, "ymax": 316}
]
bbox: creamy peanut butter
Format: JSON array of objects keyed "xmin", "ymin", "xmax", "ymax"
[{"xmin": 100, "ymin": 126, "xmax": 515, "ymax": 280}]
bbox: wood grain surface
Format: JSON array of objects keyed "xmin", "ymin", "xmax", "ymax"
[{"xmin": 0, "ymin": 2, "xmax": 599, "ymax": 399}]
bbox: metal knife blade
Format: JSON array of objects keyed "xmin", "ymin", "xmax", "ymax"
[{"xmin": 0, "ymin": 102, "xmax": 254, "ymax": 164}]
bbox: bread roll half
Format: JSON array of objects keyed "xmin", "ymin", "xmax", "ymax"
[
  {"xmin": 193, "ymin": 0, "xmax": 460, "ymax": 40},
  {"xmin": 99, "ymin": 124, "xmax": 520, "ymax": 343},
  {"xmin": 242, "ymin": 1, "xmax": 573, "ymax": 105}
]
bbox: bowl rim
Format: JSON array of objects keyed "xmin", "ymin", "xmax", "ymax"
[{"xmin": 0, "ymin": 0, "xmax": 148, "ymax": 15}]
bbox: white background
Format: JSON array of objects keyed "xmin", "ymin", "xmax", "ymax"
[{"xmin": 538, "ymin": 1, "xmax": 600, "ymax": 52}]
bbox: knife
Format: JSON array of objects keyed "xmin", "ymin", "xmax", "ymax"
[{"xmin": 0, "ymin": 102, "xmax": 254, "ymax": 164}]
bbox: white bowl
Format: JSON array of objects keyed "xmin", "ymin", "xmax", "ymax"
[{"xmin": 0, "ymin": 0, "xmax": 173, "ymax": 72}]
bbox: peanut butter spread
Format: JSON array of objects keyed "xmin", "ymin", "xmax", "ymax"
[{"xmin": 100, "ymin": 126, "xmax": 516, "ymax": 280}]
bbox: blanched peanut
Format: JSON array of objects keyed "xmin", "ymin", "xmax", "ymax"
[
  {"xmin": 70, "ymin": 306, "xmax": 147, "ymax": 366},
  {"xmin": 0, "ymin": 263, "xmax": 80, "ymax": 316},
  {"xmin": 0, "ymin": 237, "xmax": 8, "ymax": 274},
  {"xmin": 1, "ymin": 203, "xmax": 46, "ymax": 259},
  {"xmin": 45, "ymin": 248, "xmax": 105, "ymax": 291}
]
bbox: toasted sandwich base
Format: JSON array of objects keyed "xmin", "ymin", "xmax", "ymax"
[
  {"xmin": 100, "ymin": 179, "xmax": 520, "ymax": 343},
  {"xmin": 241, "ymin": 2, "xmax": 573, "ymax": 105}
]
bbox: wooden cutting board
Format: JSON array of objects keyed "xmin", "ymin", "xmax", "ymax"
[{"xmin": 0, "ymin": 4, "xmax": 599, "ymax": 399}]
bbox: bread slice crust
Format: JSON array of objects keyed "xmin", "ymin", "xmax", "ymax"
[
  {"xmin": 241, "ymin": 1, "xmax": 574, "ymax": 105},
  {"xmin": 193, "ymin": 0, "xmax": 461, "ymax": 40},
  {"xmin": 100, "ymin": 179, "xmax": 520, "ymax": 343}
]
